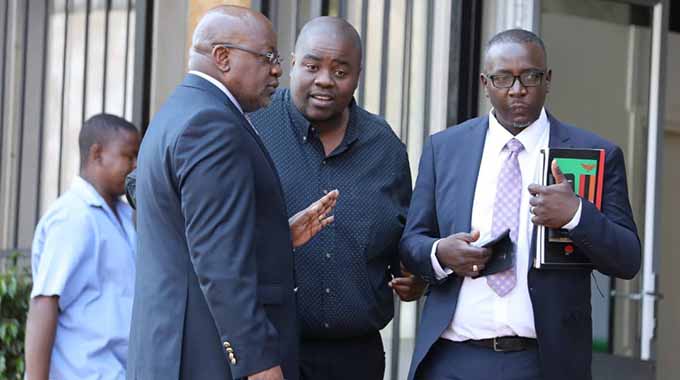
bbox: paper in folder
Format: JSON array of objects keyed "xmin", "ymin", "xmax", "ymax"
[{"xmin": 534, "ymin": 148, "xmax": 604, "ymax": 269}]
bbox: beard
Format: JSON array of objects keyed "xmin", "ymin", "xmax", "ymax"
[{"xmin": 512, "ymin": 120, "xmax": 532, "ymax": 129}]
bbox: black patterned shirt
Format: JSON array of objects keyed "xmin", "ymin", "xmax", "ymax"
[{"xmin": 250, "ymin": 89, "xmax": 412, "ymax": 339}]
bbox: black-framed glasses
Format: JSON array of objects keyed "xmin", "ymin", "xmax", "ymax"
[
  {"xmin": 486, "ymin": 70, "xmax": 545, "ymax": 89},
  {"xmin": 213, "ymin": 43, "xmax": 282, "ymax": 66}
]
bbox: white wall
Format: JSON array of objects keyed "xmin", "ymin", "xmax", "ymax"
[
  {"xmin": 540, "ymin": 9, "xmax": 652, "ymax": 356},
  {"xmin": 656, "ymin": 30, "xmax": 680, "ymax": 380}
]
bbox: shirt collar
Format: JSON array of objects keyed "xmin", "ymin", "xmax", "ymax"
[
  {"xmin": 285, "ymin": 90, "xmax": 361, "ymax": 149},
  {"xmin": 188, "ymin": 70, "xmax": 245, "ymax": 115},
  {"xmin": 71, "ymin": 176, "xmax": 106, "ymax": 207},
  {"xmin": 487, "ymin": 107, "xmax": 549, "ymax": 155}
]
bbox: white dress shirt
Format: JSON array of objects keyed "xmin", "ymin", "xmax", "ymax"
[{"xmin": 429, "ymin": 108, "xmax": 582, "ymax": 341}]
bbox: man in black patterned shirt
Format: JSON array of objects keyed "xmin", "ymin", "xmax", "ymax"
[{"xmin": 250, "ymin": 17, "xmax": 425, "ymax": 380}]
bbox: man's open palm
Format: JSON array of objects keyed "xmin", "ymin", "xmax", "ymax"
[{"xmin": 289, "ymin": 190, "xmax": 339, "ymax": 248}]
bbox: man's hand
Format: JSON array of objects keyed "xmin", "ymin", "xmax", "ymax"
[
  {"xmin": 435, "ymin": 230, "xmax": 491, "ymax": 277},
  {"xmin": 248, "ymin": 365, "xmax": 284, "ymax": 380},
  {"xmin": 389, "ymin": 263, "xmax": 426, "ymax": 302},
  {"xmin": 528, "ymin": 160, "xmax": 580, "ymax": 229},
  {"xmin": 289, "ymin": 190, "xmax": 339, "ymax": 248}
]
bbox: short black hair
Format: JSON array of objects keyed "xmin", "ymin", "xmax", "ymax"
[
  {"xmin": 485, "ymin": 28, "xmax": 547, "ymax": 65},
  {"xmin": 79, "ymin": 113, "xmax": 138, "ymax": 168},
  {"xmin": 295, "ymin": 16, "xmax": 363, "ymax": 66}
]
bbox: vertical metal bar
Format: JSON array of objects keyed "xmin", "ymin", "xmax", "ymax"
[
  {"xmin": 378, "ymin": 0, "xmax": 390, "ymax": 117},
  {"xmin": 422, "ymin": 0, "xmax": 433, "ymax": 141},
  {"xmin": 309, "ymin": 0, "xmax": 323, "ymax": 18},
  {"xmin": 399, "ymin": 0, "xmax": 413, "ymax": 142},
  {"xmin": 390, "ymin": 295, "xmax": 401, "ymax": 380},
  {"xmin": 641, "ymin": 0, "xmax": 668, "ymax": 360},
  {"xmin": 357, "ymin": 0, "xmax": 368, "ymax": 107},
  {"xmin": 447, "ymin": 0, "xmax": 481, "ymax": 126},
  {"xmin": 12, "ymin": 0, "xmax": 30, "ymax": 247},
  {"xmin": 268, "ymin": 0, "xmax": 278, "ymax": 28},
  {"xmin": 57, "ymin": 0, "xmax": 70, "ymax": 194},
  {"xmin": 16, "ymin": 0, "xmax": 48, "ymax": 246},
  {"xmin": 82, "ymin": 0, "xmax": 90, "ymax": 122},
  {"xmin": 102, "ymin": 0, "xmax": 110, "ymax": 112},
  {"xmin": 294, "ymin": 0, "xmax": 301, "ymax": 37},
  {"xmin": 36, "ymin": 0, "xmax": 50, "ymax": 221},
  {"xmin": 465, "ymin": 0, "xmax": 482, "ymax": 121},
  {"xmin": 0, "ymin": 0, "xmax": 8, "ymax": 188},
  {"xmin": 250, "ymin": 0, "xmax": 263, "ymax": 13},
  {"xmin": 122, "ymin": 0, "xmax": 132, "ymax": 116},
  {"xmin": 261, "ymin": 0, "xmax": 270, "ymax": 18},
  {"xmin": 608, "ymin": 276, "xmax": 615, "ymax": 353},
  {"xmin": 338, "ymin": 0, "xmax": 347, "ymax": 18},
  {"xmin": 132, "ymin": 0, "xmax": 153, "ymax": 132},
  {"xmin": 446, "ymin": 0, "xmax": 461, "ymax": 127}
]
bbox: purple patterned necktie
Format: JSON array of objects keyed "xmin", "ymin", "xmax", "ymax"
[{"xmin": 487, "ymin": 138, "xmax": 524, "ymax": 297}]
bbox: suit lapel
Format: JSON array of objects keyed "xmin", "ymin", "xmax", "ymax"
[
  {"xmin": 224, "ymin": 100, "xmax": 287, "ymax": 204},
  {"xmin": 547, "ymin": 112, "xmax": 572, "ymax": 149},
  {"xmin": 453, "ymin": 117, "xmax": 489, "ymax": 233},
  {"xmin": 182, "ymin": 74, "xmax": 287, "ymax": 203}
]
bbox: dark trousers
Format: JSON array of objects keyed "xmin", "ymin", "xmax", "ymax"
[
  {"xmin": 299, "ymin": 332, "xmax": 385, "ymax": 380},
  {"xmin": 416, "ymin": 339, "xmax": 542, "ymax": 380}
]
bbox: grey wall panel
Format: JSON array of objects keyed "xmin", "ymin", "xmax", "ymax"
[
  {"xmin": 16, "ymin": 0, "xmax": 49, "ymax": 248},
  {"xmin": 0, "ymin": 0, "xmax": 27, "ymax": 249}
]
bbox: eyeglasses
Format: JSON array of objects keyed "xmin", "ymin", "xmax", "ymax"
[
  {"xmin": 213, "ymin": 43, "xmax": 282, "ymax": 66},
  {"xmin": 486, "ymin": 70, "xmax": 545, "ymax": 89}
]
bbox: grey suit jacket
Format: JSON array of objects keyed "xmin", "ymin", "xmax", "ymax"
[{"xmin": 127, "ymin": 74, "xmax": 299, "ymax": 380}]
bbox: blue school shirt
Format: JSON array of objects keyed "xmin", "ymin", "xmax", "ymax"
[{"xmin": 31, "ymin": 176, "xmax": 136, "ymax": 380}]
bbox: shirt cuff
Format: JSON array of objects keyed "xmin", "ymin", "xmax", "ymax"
[
  {"xmin": 430, "ymin": 239, "xmax": 453, "ymax": 280},
  {"xmin": 562, "ymin": 198, "xmax": 583, "ymax": 230}
]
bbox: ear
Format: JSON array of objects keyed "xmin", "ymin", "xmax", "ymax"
[
  {"xmin": 545, "ymin": 69, "xmax": 552, "ymax": 93},
  {"xmin": 89, "ymin": 143, "xmax": 104, "ymax": 165},
  {"xmin": 213, "ymin": 46, "xmax": 231, "ymax": 72},
  {"xmin": 290, "ymin": 52, "xmax": 296, "ymax": 66},
  {"xmin": 480, "ymin": 74, "xmax": 490, "ymax": 98}
]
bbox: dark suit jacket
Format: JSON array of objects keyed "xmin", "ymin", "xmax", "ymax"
[
  {"xmin": 400, "ymin": 114, "xmax": 641, "ymax": 380},
  {"xmin": 127, "ymin": 74, "xmax": 299, "ymax": 380}
]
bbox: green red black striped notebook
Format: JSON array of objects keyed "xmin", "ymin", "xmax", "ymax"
[{"xmin": 534, "ymin": 148, "xmax": 605, "ymax": 269}]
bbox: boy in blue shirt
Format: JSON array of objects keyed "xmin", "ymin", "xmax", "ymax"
[{"xmin": 25, "ymin": 114, "xmax": 140, "ymax": 380}]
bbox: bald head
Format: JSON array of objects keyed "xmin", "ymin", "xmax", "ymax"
[
  {"xmin": 186, "ymin": 6, "xmax": 281, "ymax": 112},
  {"xmin": 483, "ymin": 28, "xmax": 547, "ymax": 72},
  {"xmin": 295, "ymin": 16, "xmax": 363, "ymax": 66},
  {"xmin": 188, "ymin": 5, "xmax": 273, "ymax": 71}
]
